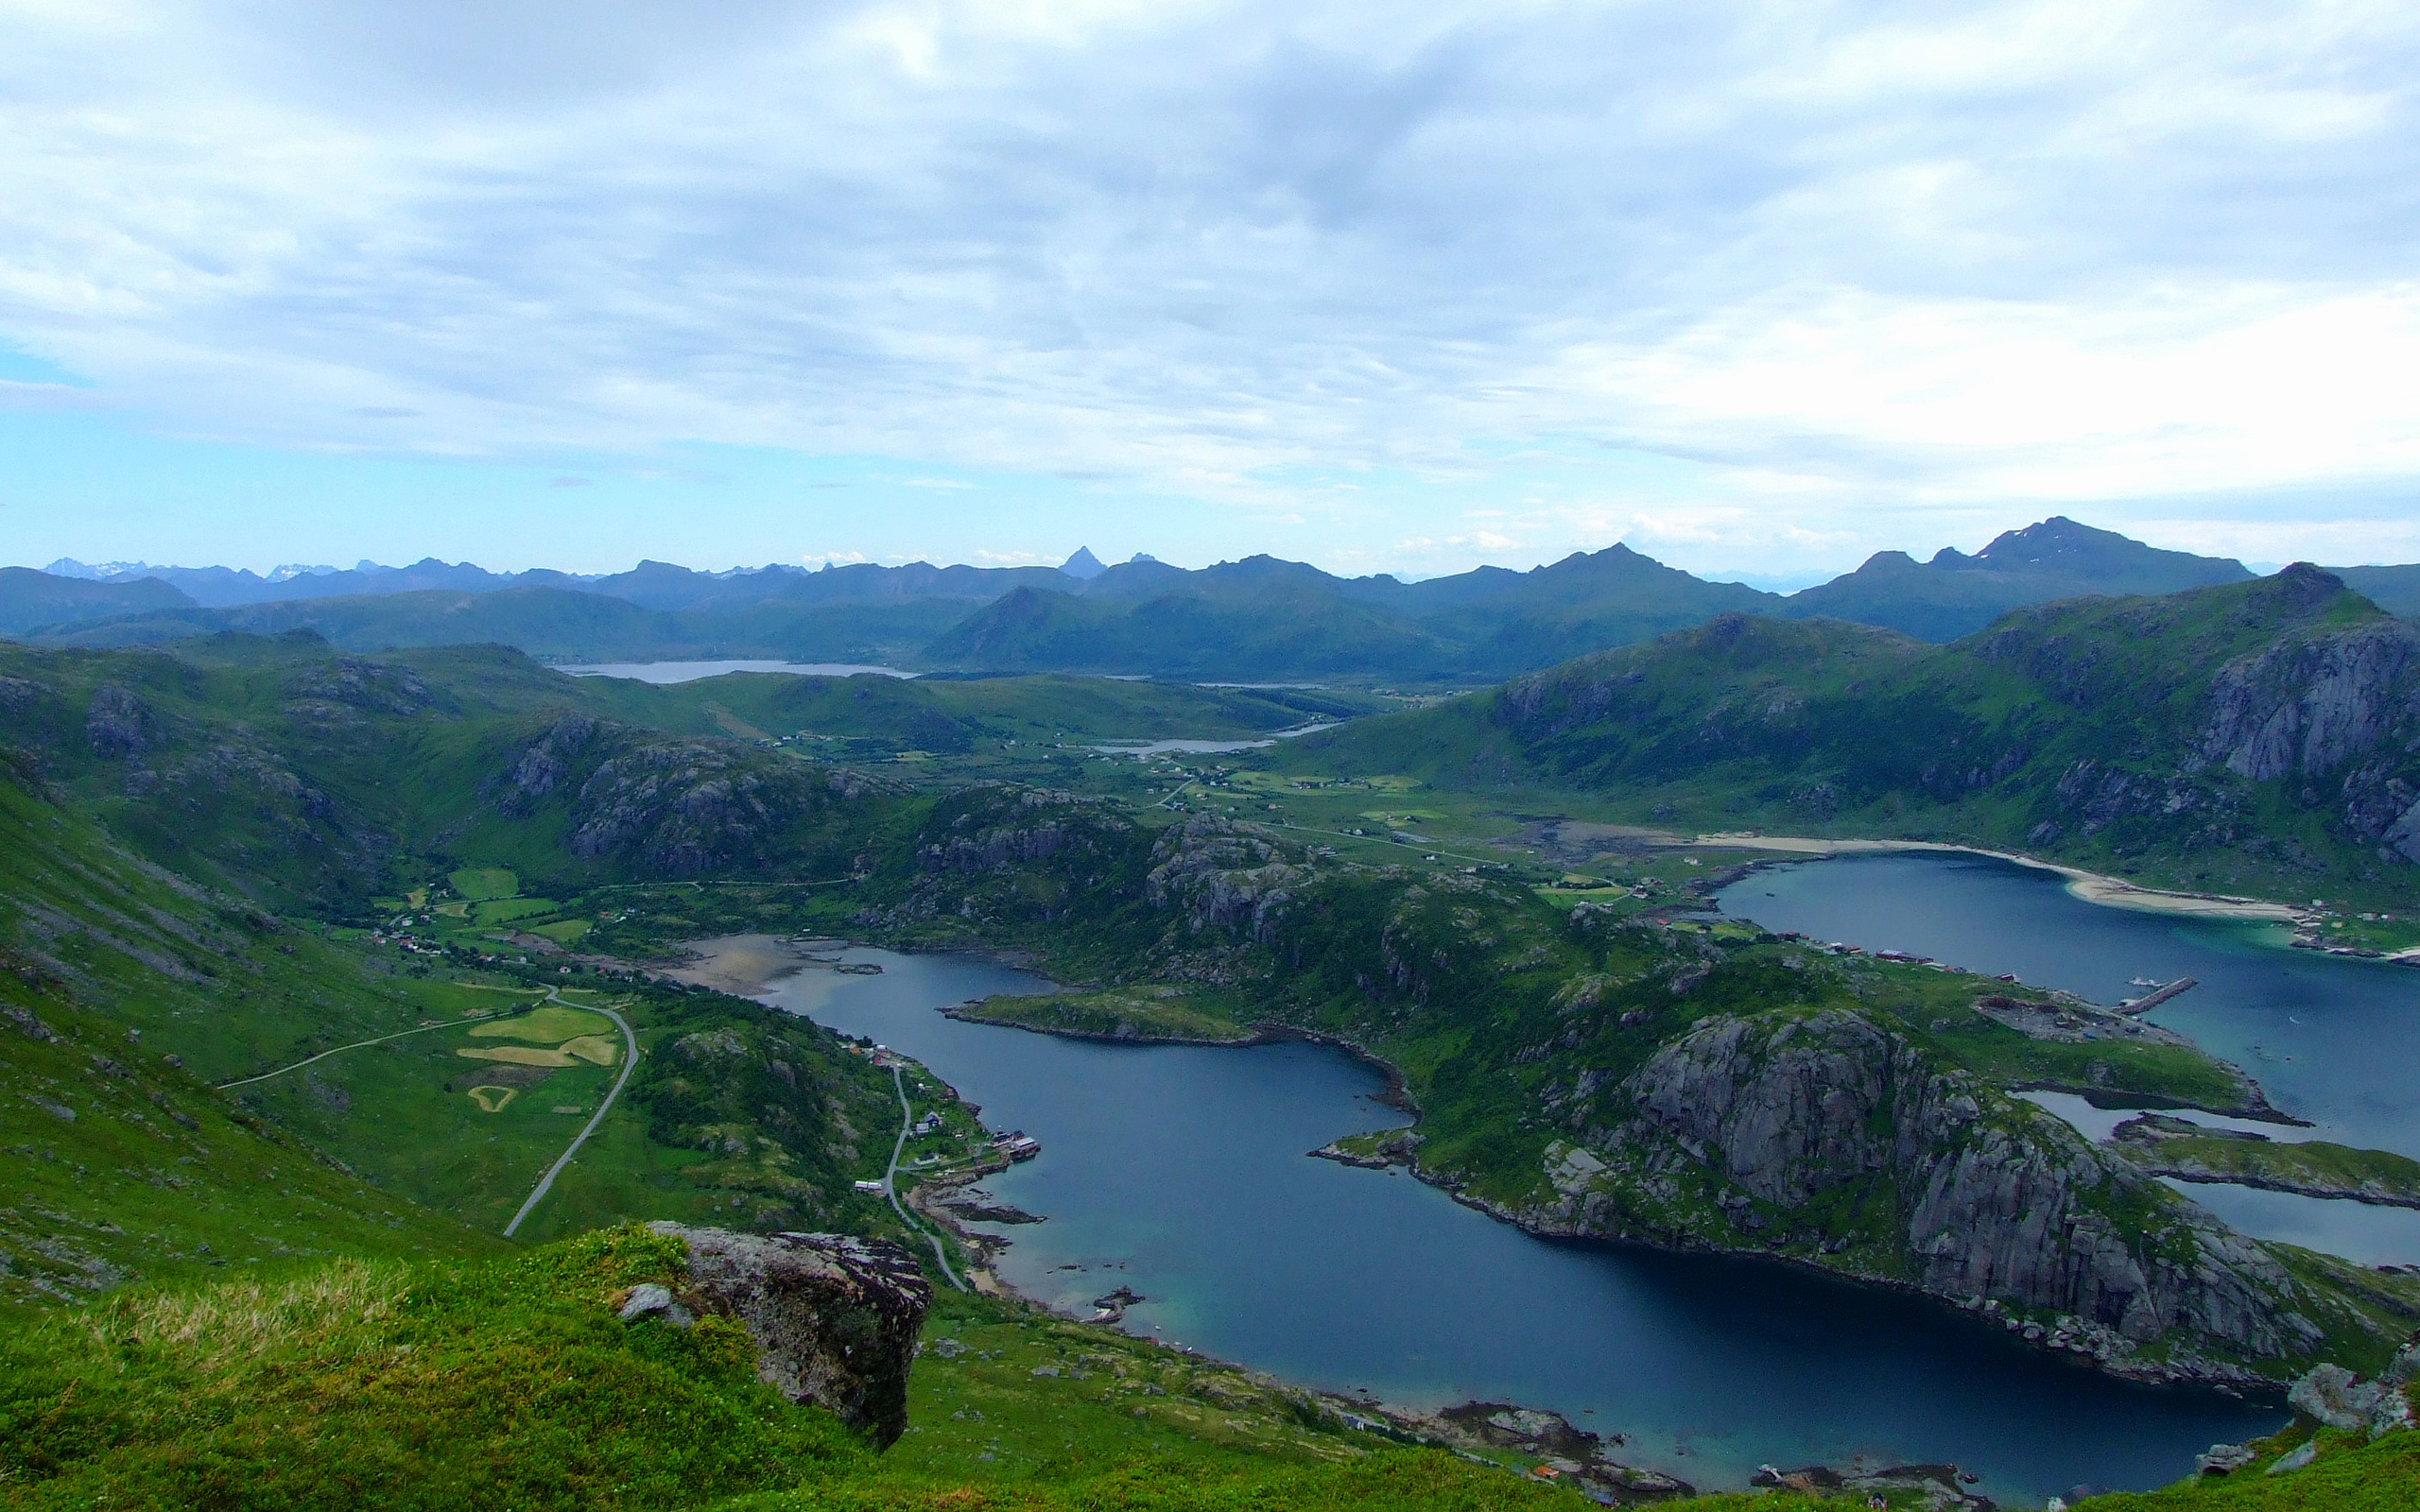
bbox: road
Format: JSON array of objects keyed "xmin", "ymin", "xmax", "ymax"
[
  {"xmin": 503, "ymin": 1000, "xmax": 640, "ymax": 1238},
  {"xmin": 216, "ymin": 1011, "xmax": 498, "ymax": 1090},
  {"xmin": 883, "ymin": 1060, "xmax": 966, "ymax": 1290}
]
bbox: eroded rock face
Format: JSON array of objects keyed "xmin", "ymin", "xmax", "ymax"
[
  {"xmin": 493, "ymin": 716, "xmax": 886, "ymax": 876},
  {"xmin": 1574, "ymin": 1010, "xmax": 2322, "ymax": 1367},
  {"xmin": 84, "ymin": 685, "xmax": 159, "ymax": 759},
  {"xmin": 648, "ymin": 1223, "xmax": 929, "ymax": 1446},
  {"xmin": 1146, "ymin": 816, "xmax": 1306, "ymax": 943},
  {"xmin": 2200, "ymin": 620, "xmax": 2418, "ymax": 783}
]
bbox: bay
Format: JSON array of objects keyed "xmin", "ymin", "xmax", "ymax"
[{"xmin": 745, "ymin": 942, "xmax": 2274, "ymax": 1503}]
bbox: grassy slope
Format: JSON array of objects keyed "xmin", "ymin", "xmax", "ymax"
[
  {"xmin": 0, "ymin": 1225, "xmax": 1851, "ymax": 1512},
  {"xmin": 0, "ymin": 728, "xmax": 931, "ymax": 1280},
  {"xmin": 1281, "ymin": 572, "xmax": 2418, "ymax": 905},
  {"xmin": 2086, "ymin": 1424, "xmax": 2420, "ymax": 1511},
  {"xmin": 2120, "ymin": 1135, "xmax": 2420, "ymax": 1207},
  {"xmin": 0, "ymin": 771, "xmax": 511, "ymax": 1312}
]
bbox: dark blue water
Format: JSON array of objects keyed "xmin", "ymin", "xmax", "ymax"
[
  {"xmin": 1710, "ymin": 853, "xmax": 2420, "ymax": 1159},
  {"xmin": 753, "ymin": 942, "xmax": 2276, "ymax": 1504}
]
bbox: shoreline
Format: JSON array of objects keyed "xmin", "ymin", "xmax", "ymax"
[
  {"xmin": 910, "ymin": 984, "xmax": 2302, "ymax": 1394},
  {"xmin": 1686, "ymin": 833, "xmax": 2312, "ymax": 923},
  {"xmin": 664, "ymin": 928, "xmax": 2282, "ymax": 1498}
]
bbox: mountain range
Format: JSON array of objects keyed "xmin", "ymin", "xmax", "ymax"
[{"xmin": 16, "ymin": 519, "xmax": 2419, "ymax": 680}]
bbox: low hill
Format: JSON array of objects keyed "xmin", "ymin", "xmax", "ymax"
[
  {"xmin": 1776, "ymin": 517, "xmax": 2256, "ymax": 641},
  {"xmin": 1293, "ymin": 565, "xmax": 2420, "ymax": 897},
  {"xmin": 0, "ymin": 566, "xmax": 193, "ymax": 634},
  {"xmin": 2334, "ymin": 563, "xmax": 2420, "ymax": 617}
]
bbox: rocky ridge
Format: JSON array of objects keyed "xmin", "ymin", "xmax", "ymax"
[{"xmin": 1522, "ymin": 1007, "xmax": 2324, "ymax": 1382}]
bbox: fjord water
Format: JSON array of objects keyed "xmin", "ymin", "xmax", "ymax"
[
  {"xmin": 757, "ymin": 947, "xmax": 2274, "ymax": 1503},
  {"xmin": 558, "ymin": 660, "xmax": 909, "ymax": 682},
  {"xmin": 1711, "ymin": 853, "xmax": 2420, "ymax": 1160},
  {"xmin": 1713, "ymin": 852, "xmax": 2420, "ymax": 1266}
]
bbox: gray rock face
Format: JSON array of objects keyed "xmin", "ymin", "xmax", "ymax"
[
  {"xmin": 2288, "ymin": 1355, "xmax": 2417, "ymax": 1438},
  {"xmin": 83, "ymin": 685, "xmax": 158, "ymax": 758},
  {"xmin": 2194, "ymin": 613, "xmax": 2420, "ymax": 859},
  {"xmin": 2289, "ymin": 1362, "xmax": 2380, "ymax": 1430},
  {"xmin": 1581, "ymin": 1010, "xmax": 2321, "ymax": 1367},
  {"xmin": 648, "ymin": 1224, "xmax": 930, "ymax": 1446},
  {"xmin": 2200, "ymin": 620, "xmax": 2418, "ymax": 783},
  {"xmin": 1146, "ymin": 816, "xmax": 1306, "ymax": 943}
]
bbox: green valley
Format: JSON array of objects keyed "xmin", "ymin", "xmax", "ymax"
[{"xmin": 4, "ymin": 596, "xmax": 2418, "ymax": 1510}]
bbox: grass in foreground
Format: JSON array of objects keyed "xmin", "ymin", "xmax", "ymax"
[
  {"xmin": 5, "ymin": 1226, "xmax": 2413, "ymax": 1511},
  {"xmin": 0, "ymin": 1228, "xmax": 865, "ymax": 1511}
]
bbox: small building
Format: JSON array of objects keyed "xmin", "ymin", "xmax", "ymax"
[{"xmin": 853, "ymin": 1179, "xmax": 885, "ymax": 1194}]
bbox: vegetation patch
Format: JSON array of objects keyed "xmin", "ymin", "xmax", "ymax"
[
  {"xmin": 953, "ymin": 988, "xmax": 1260, "ymax": 1044},
  {"xmin": 459, "ymin": 1043, "xmax": 584, "ymax": 1067},
  {"xmin": 472, "ymin": 1005, "xmax": 615, "ymax": 1043},
  {"xmin": 448, "ymin": 867, "xmax": 521, "ymax": 902}
]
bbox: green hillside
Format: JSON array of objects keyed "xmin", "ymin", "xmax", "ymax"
[
  {"xmin": 5, "ymin": 623, "xmax": 2417, "ymax": 1508},
  {"xmin": 1288, "ymin": 566, "xmax": 2420, "ymax": 902}
]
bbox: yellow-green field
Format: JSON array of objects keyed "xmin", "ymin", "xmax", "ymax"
[{"xmin": 471, "ymin": 1005, "xmax": 614, "ymax": 1042}]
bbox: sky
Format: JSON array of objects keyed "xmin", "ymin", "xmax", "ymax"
[{"xmin": 4, "ymin": 0, "xmax": 2419, "ymax": 586}]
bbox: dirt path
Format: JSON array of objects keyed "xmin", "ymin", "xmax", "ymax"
[{"xmin": 216, "ymin": 1010, "xmax": 503, "ymax": 1090}]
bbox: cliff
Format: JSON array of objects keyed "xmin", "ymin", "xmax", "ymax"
[{"xmin": 1530, "ymin": 1008, "xmax": 2325, "ymax": 1381}]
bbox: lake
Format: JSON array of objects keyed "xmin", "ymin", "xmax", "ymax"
[
  {"xmin": 557, "ymin": 660, "xmax": 911, "ymax": 682},
  {"xmin": 1091, "ymin": 721, "xmax": 1336, "ymax": 757},
  {"xmin": 751, "ymin": 943, "xmax": 2276, "ymax": 1504},
  {"xmin": 1712, "ymin": 851, "xmax": 2420, "ymax": 1265}
]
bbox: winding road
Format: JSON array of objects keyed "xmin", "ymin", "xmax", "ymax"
[{"xmin": 883, "ymin": 1060, "xmax": 966, "ymax": 1290}]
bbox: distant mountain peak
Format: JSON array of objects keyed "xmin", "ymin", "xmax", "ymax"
[{"xmin": 1060, "ymin": 546, "xmax": 1106, "ymax": 579}]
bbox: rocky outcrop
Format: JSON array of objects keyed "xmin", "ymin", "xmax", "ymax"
[
  {"xmin": 2199, "ymin": 617, "xmax": 2418, "ymax": 783},
  {"xmin": 2190, "ymin": 603, "xmax": 2420, "ymax": 861},
  {"xmin": 494, "ymin": 716, "xmax": 883, "ymax": 876},
  {"xmin": 2288, "ymin": 1346, "xmax": 2420, "ymax": 1438},
  {"xmin": 1146, "ymin": 816, "xmax": 1307, "ymax": 943},
  {"xmin": 644, "ymin": 1224, "xmax": 930, "ymax": 1446},
  {"xmin": 1553, "ymin": 1009, "xmax": 2323, "ymax": 1378},
  {"xmin": 283, "ymin": 656, "xmax": 434, "ymax": 716},
  {"xmin": 83, "ymin": 685, "xmax": 160, "ymax": 759},
  {"xmin": 916, "ymin": 785, "xmax": 1120, "ymax": 875}
]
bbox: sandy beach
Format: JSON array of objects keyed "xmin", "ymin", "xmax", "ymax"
[
  {"xmin": 659, "ymin": 933, "xmax": 814, "ymax": 995},
  {"xmin": 1689, "ymin": 834, "xmax": 2308, "ymax": 923}
]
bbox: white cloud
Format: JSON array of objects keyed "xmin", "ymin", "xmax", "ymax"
[{"xmin": 1, "ymin": 0, "xmax": 2417, "ymax": 564}]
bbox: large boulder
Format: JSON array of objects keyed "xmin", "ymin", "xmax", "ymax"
[{"xmin": 646, "ymin": 1224, "xmax": 930, "ymax": 1446}]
